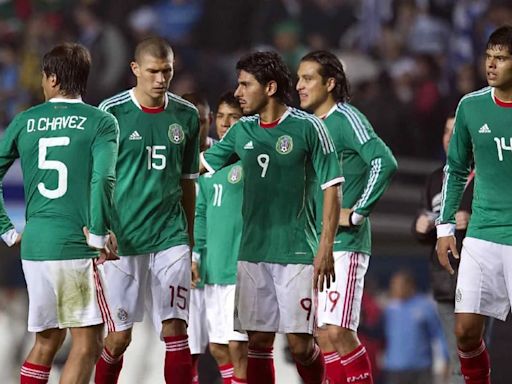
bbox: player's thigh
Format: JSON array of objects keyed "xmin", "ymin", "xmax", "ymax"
[
  {"xmin": 317, "ymin": 252, "xmax": 370, "ymax": 331},
  {"xmin": 205, "ymin": 284, "xmax": 247, "ymax": 345},
  {"xmin": 456, "ymin": 237, "xmax": 509, "ymax": 320},
  {"xmin": 235, "ymin": 261, "xmax": 279, "ymax": 333},
  {"xmin": 100, "ymin": 255, "xmax": 151, "ymax": 331},
  {"xmin": 274, "ymin": 263, "xmax": 316, "ymax": 334},
  {"xmin": 149, "ymin": 244, "xmax": 191, "ymax": 328},
  {"xmin": 188, "ymin": 287, "xmax": 208, "ymax": 354},
  {"xmin": 22, "ymin": 259, "xmax": 110, "ymax": 332}
]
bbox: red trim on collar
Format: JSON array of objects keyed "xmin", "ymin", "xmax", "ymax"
[
  {"xmin": 494, "ymin": 96, "xmax": 512, "ymax": 108},
  {"xmin": 259, "ymin": 119, "xmax": 280, "ymax": 128},
  {"xmin": 141, "ymin": 104, "xmax": 165, "ymax": 113}
]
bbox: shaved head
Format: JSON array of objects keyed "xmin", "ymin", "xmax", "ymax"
[{"xmin": 134, "ymin": 37, "xmax": 174, "ymax": 62}]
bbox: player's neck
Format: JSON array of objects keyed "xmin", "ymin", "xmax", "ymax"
[
  {"xmin": 493, "ymin": 86, "xmax": 512, "ymax": 102},
  {"xmin": 133, "ymin": 87, "xmax": 165, "ymax": 108},
  {"xmin": 259, "ymin": 101, "xmax": 288, "ymax": 124},
  {"xmin": 314, "ymin": 99, "xmax": 336, "ymax": 119}
]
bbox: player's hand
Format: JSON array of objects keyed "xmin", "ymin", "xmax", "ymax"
[
  {"xmin": 436, "ymin": 235, "xmax": 459, "ymax": 275},
  {"xmin": 338, "ymin": 208, "xmax": 353, "ymax": 227},
  {"xmin": 313, "ymin": 246, "xmax": 335, "ymax": 292},
  {"xmin": 415, "ymin": 213, "xmax": 435, "ymax": 234},
  {"xmin": 455, "ymin": 210, "xmax": 470, "ymax": 230},
  {"xmin": 14, "ymin": 232, "xmax": 22, "ymax": 246},
  {"xmin": 83, "ymin": 227, "xmax": 119, "ymax": 265},
  {"xmin": 191, "ymin": 261, "xmax": 201, "ymax": 288}
]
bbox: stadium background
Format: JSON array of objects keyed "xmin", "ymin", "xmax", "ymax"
[{"xmin": 1, "ymin": 0, "xmax": 511, "ymax": 383}]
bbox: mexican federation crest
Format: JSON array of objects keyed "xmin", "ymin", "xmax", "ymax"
[
  {"xmin": 168, "ymin": 123, "xmax": 184, "ymax": 144},
  {"xmin": 275, "ymin": 135, "xmax": 293, "ymax": 154},
  {"xmin": 228, "ymin": 165, "xmax": 243, "ymax": 184}
]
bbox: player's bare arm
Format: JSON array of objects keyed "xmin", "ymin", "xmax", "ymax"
[
  {"xmin": 314, "ymin": 185, "xmax": 341, "ymax": 292},
  {"xmin": 436, "ymin": 235, "xmax": 459, "ymax": 275},
  {"xmin": 82, "ymin": 227, "xmax": 119, "ymax": 265},
  {"xmin": 181, "ymin": 178, "xmax": 196, "ymax": 249}
]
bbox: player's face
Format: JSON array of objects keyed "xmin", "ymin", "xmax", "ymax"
[
  {"xmin": 485, "ymin": 46, "xmax": 512, "ymax": 90},
  {"xmin": 442, "ymin": 117, "xmax": 455, "ymax": 154},
  {"xmin": 132, "ymin": 53, "xmax": 174, "ymax": 102},
  {"xmin": 41, "ymin": 72, "xmax": 58, "ymax": 101},
  {"xmin": 234, "ymin": 70, "xmax": 268, "ymax": 115},
  {"xmin": 215, "ymin": 102, "xmax": 242, "ymax": 139},
  {"xmin": 296, "ymin": 60, "xmax": 331, "ymax": 114}
]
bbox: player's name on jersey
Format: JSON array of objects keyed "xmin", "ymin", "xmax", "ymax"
[{"xmin": 26, "ymin": 116, "xmax": 88, "ymax": 133}]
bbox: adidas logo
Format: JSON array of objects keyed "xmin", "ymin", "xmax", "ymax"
[
  {"xmin": 478, "ymin": 124, "xmax": 491, "ymax": 133},
  {"xmin": 243, "ymin": 141, "xmax": 254, "ymax": 149},
  {"xmin": 129, "ymin": 131, "xmax": 142, "ymax": 140}
]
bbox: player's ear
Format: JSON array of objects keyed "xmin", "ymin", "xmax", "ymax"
[
  {"xmin": 267, "ymin": 80, "xmax": 277, "ymax": 97},
  {"xmin": 130, "ymin": 61, "xmax": 140, "ymax": 77},
  {"xmin": 326, "ymin": 77, "xmax": 336, "ymax": 93}
]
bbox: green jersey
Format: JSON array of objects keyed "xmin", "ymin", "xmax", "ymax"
[
  {"xmin": 194, "ymin": 162, "xmax": 243, "ymax": 285},
  {"xmin": 99, "ymin": 89, "xmax": 200, "ymax": 255},
  {"xmin": 202, "ymin": 107, "xmax": 343, "ymax": 265},
  {"xmin": 317, "ymin": 103, "xmax": 397, "ymax": 254},
  {"xmin": 438, "ymin": 87, "xmax": 512, "ymax": 245},
  {"xmin": 0, "ymin": 98, "xmax": 118, "ymax": 260}
]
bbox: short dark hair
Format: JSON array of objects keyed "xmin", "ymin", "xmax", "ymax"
[
  {"xmin": 217, "ymin": 90, "xmax": 241, "ymax": 112},
  {"xmin": 182, "ymin": 92, "xmax": 209, "ymax": 109},
  {"xmin": 486, "ymin": 25, "xmax": 512, "ymax": 54},
  {"xmin": 135, "ymin": 36, "xmax": 173, "ymax": 62},
  {"xmin": 42, "ymin": 43, "xmax": 91, "ymax": 97},
  {"xmin": 300, "ymin": 50, "xmax": 351, "ymax": 103},
  {"xmin": 236, "ymin": 51, "xmax": 292, "ymax": 104}
]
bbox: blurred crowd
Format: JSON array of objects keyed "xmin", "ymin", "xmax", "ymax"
[{"xmin": 1, "ymin": 0, "xmax": 512, "ymax": 159}]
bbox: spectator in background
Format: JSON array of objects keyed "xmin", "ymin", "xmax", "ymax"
[
  {"xmin": 272, "ymin": 20, "xmax": 308, "ymax": 74},
  {"xmin": 383, "ymin": 270, "xmax": 449, "ymax": 384},
  {"xmin": 414, "ymin": 113, "xmax": 471, "ymax": 384},
  {"xmin": 0, "ymin": 44, "xmax": 23, "ymax": 130},
  {"xmin": 73, "ymin": 3, "xmax": 128, "ymax": 106}
]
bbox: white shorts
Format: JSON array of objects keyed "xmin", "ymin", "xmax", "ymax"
[
  {"xmin": 100, "ymin": 244, "xmax": 191, "ymax": 334},
  {"xmin": 205, "ymin": 284, "xmax": 248, "ymax": 344},
  {"xmin": 22, "ymin": 259, "xmax": 112, "ymax": 333},
  {"xmin": 317, "ymin": 252, "xmax": 370, "ymax": 331},
  {"xmin": 188, "ymin": 287, "xmax": 209, "ymax": 354},
  {"xmin": 456, "ymin": 237, "xmax": 512, "ymax": 321},
  {"xmin": 235, "ymin": 261, "xmax": 315, "ymax": 334}
]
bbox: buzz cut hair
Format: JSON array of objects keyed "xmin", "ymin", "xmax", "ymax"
[
  {"xmin": 236, "ymin": 51, "xmax": 292, "ymax": 104},
  {"xmin": 42, "ymin": 43, "xmax": 91, "ymax": 97},
  {"xmin": 300, "ymin": 50, "xmax": 351, "ymax": 103},
  {"xmin": 134, "ymin": 36, "xmax": 174, "ymax": 62},
  {"xmin": 217, "ymin": 90, "xmax": 241, "ymax": 113},
  {"xmin": 486, "ymin": 25, "xmax": 512, "ymax": 54}
]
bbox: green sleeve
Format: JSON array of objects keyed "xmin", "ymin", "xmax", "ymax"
[
  {"xmin": 89, "ymin": 114, "xmax": 119, "ymax": 237},
  {"xmin": 202, "ymin": 122, "xmax": 238, "ymax": 172},
  {"xmin": 438, "ymin": 102, "xmax": 472, "ymax": 224},
  {"xmin": 182, "ymin": 112, "xmax": 200, "ymax": 178},
  {"xmin": 193, "ymin": 176, "xmax": 207, "ymax": 254},
  {"xmin": 0, "ymin": 116, "xmax": 20, "ymax": 236},
  {"xmin": 346, "ymin": 123, "xmax": 398, "ymax": 216},
  {"xmin": 307, "ymin": 118, "xmax": 343, "ymax": 188}
]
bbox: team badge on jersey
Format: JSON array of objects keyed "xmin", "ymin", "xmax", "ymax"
[
  {"xmin": 168, "ymin": 123, "xmax": 184, "ymax": 144},
  {"xmin": 117, "ymin": 308, "xmax": 128, "ymax": 321},
  {"xmin": 276, "ymin": 135, "xmax": 293, "ymax": 154},
  {"xmin": 228, "ymin": 165, "xmax": 243, "ymax": 184}
]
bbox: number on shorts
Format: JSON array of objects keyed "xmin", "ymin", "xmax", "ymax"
[
  {"xmin": 328, "ymin": 291, "xmax": 341, "ymax": 312},
  {"xmin": 169, "ymin": 285, "xmax": 188, "ymax": 310},
  {"xmin": 300, "ymin": 298, "xmax": 312, "ymax": 321}
]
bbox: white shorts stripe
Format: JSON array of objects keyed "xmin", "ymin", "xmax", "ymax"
[{"xmin": 93, "ymin": 263, "xmax": 115, "ymax": 332}]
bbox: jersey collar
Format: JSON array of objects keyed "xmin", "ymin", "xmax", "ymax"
[
  {"xmin": 322, "ymin": 103, "xmax": 338, "ymax": 120},
  {"xmin": 48, "ymin": 97, "xmax": 83, "ymax": 103},
  {"xmin": 258, "ymin": 107, "xmax": 291, "ymax": 128},
  {"xmin": 129, "ymin": 88, "xmax": 168, "ymax": 111}
]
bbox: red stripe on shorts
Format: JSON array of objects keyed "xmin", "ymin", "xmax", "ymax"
[
  {"xmin": 344, "ymin": 253, "xmax": 359, "ymax": 329},
  {"xmin": 93, "ymin": 262, "xmax": 115, "ymax": 332},
  {"xmin": 341, "ymin": 253, "xmax": 355, "ymax": 327}
]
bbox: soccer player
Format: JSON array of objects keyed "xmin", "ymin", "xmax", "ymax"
[
  {"xmin": 0, "ymin": 43, "xmax": 118, "ymax": 384},
  {"xmin": 296, "ymin": 50, "xmax": 397, "ymax": 384},
  {"xmin": 436, "ymin": 25, "xmax": 512, "ymax": 384},
  {"xmin": 201, "ymin": 51, "xmax": 343, "ymax": 384},
  {"xmin": 195, "ymin": 91, "xmax": 246, "ymax": 384},
  {"xmin": 94, "ymin": 37, "xmax": 200, "ymax": 384},
  {"xmin": 182, "ymin": 92, "xmax": 213, "ymax": 384}
]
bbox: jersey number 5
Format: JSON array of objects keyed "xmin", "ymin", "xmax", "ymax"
[{"xmin": 38, "ymin": 137, "xmax": 70, "ymax": 199}]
